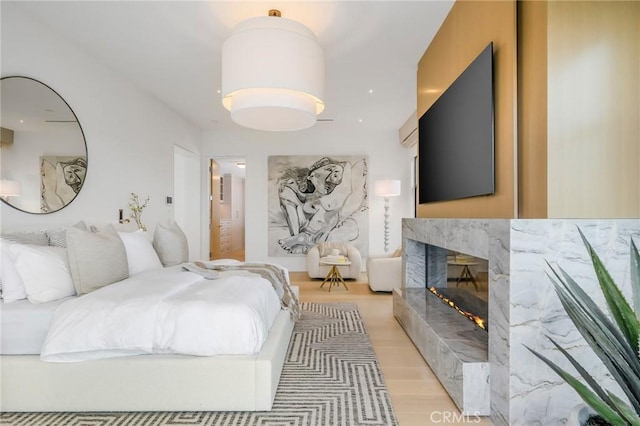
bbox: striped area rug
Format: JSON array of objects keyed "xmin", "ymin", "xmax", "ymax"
[{"xmin": 1, "ymin": 303, "xmax": 397, "ymax": 426}]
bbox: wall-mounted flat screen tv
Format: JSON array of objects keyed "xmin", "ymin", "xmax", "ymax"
[{"xmin": 418, "ymin": 42, "xmax": 494, "ymax": 204}]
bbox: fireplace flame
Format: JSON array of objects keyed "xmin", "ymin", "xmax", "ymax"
[{"xmin": 429, "ymin": 286, "xmax": 487, "ymax": 331}]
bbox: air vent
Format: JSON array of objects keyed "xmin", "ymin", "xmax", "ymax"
[{"xmin": 399, "ymin": 111, "xmax": 417, "ymax": 148}]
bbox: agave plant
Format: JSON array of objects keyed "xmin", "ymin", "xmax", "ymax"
[{"xmin": 526, "ymin": 228, "xmax": 640, "ymax": 425}]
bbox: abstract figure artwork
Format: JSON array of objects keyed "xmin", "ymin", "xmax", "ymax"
[
  {"xmin": 40, "ymin": 155, "xmax": 87, "ymax": 213},
  {"xmin": 268, "ymin": 155, "xmax": 369, "ymax": 256}
]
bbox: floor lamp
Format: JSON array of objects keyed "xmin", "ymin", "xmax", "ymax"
[{"xmin": 374, "ymin": 180, "xmax": 401, "ymax": 252}]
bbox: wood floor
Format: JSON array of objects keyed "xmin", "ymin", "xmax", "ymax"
[{"xmin": 289, "ymin": 271, "xmax": 493, "ymax": 426}]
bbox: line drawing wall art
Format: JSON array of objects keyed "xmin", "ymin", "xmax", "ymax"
[
  {"xmin": 268, "ymin": 155, "xmax": 369, "ymax": 256},
  {"xmin": 40, "ymin": 155, "xmax": 87, "ymax": 213}
]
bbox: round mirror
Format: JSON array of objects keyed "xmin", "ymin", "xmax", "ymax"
[{"xmin": 0, "ymin": 76, "xmax": 87, "ymax": 214}]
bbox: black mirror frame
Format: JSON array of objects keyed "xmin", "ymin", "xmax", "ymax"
[{"xmin": 0, "ymin": 76, "xmax": 88, "ymax": 215}]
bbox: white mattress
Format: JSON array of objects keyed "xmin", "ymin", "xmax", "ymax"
[{"xmin": 0, "ymin": 297, "xmax": 74, "ymax": 354}]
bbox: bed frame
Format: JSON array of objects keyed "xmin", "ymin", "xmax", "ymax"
[{"xmin": 0, "ymin": 308, "xmax": 295, "ymax": 412}]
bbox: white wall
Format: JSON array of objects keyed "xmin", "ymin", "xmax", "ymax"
[
  {"xmin": 173, "ymin": 146, "xmax": 202, "ymax": 259},
  {"xmin": 200, "ymin": 124, "xmax": 414, "ymax": 271},
  {"xmin": 1, "ymin": 5, "xmax": 203, "ymax": 257}
]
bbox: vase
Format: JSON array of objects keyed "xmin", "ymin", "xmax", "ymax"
[{"xmin": 567, "ymin": 404, "xmax": 601, "ymax": 426}]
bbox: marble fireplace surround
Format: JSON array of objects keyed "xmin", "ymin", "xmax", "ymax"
[{"xmin": 393, "ymin": 218, "xmax": 640, "ymax": 425}]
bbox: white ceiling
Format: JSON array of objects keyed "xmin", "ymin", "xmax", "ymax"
[{"xmin": 6, "ymin": 1, "xmax": 454, "ymax": 133}]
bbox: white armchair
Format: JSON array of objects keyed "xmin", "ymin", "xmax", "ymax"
[
  {"xmin": 367, "ymin": 252, "xmax": 402, "ymax": 292},
  {"xmin": 306, "ymin": 242, "xmax": 362, "ymax": 280}
]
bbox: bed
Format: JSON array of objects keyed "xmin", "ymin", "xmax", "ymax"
[{"xmin": 0, "ymin": 225, "xmax": 299, "ymax": 412}]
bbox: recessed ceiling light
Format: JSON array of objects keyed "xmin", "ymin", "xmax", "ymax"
[
  {"xmin": 358, "ymin": 119, "xmax": 363, "ymax": 123},
  {"xmin": 217, "ymin": 89, "xmax": 221, "ymax": 94},
  {"xmin": 368, "ymin": 89, "xmax": 374, "ymax": 94}
]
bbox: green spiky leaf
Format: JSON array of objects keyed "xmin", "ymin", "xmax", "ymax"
[
  {"xmin": 551, "ymin": 278, "xmax": 640, "ymax": 412},
  {"xmin": 631, "ymin": 238, "xmax": 640, "ymax": 320},
  {"xmin": 549, "ymin": 264, "xmax": 640, "ymax": 371},
  {"xmin": 578, "ymin": 228, "xmax": 640, "ymax": 353},
  {"xmin": 546, "ymin": 337, "xmax": 618, "ymax": 412},
  {"xmin": 608, "ymin": 392, "xmax": 640, "ymax": 425},
  {"xmin": 549, "ymin": 266, "xmax": 640, "ymax": 380},
  {"xmin": 528, "ymin": 229, "xmax": 640, "ymax": 423},
  {"xmin": 526, "ymin": 345, "xmax": 627, "ymax": 425}
]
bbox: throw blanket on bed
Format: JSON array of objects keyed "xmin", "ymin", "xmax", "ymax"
[
  {"xmin": 40, "ymin": 267, "xmax": 282, "ymax": 362},
  {"xmin": 186, "ymin": 262, "xmax": 301, "ymax": 321}
]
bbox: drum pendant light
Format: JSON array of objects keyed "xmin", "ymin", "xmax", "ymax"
[{"xmin": 221, "ymin": 10, "xmax": 325, "ymax": 132}]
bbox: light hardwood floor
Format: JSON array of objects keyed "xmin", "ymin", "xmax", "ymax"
[{"xmin": 289, "ymin": 271, "xmax": 493, "ymax": 426}]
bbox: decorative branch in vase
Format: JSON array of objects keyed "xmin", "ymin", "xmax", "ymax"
[{"xmin": 128, "ymin": 192, "xmax": 149, "ymax": 231}]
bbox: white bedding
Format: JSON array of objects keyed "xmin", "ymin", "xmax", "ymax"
[
  {"xmin": 0, "ymin": 296, "xmax": 75, "ymax": 354},
  {"xmin": 41, "ymin": 267, "xmax": 282, "ymax": 362}
]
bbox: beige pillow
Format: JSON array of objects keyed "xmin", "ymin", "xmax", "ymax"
[
  {"xmin": 46, "ymin": 221, "xmax": 88, "ymax": 248},
  {"xmin": 66, "ymin": 224, "xmax": 129, "ymax": 295},
  {"xmin": 318, "ymin": 242, "xmax": 348, "ymax": 257},
  {"xmin": 1, "ymin": 231, "xmax": 49, "ymax": 246},
  {"xmin": 153, "ymin": 222, "xmax": 189, "ymax": 267}
]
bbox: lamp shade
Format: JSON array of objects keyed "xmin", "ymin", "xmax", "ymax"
[
  {"xmin": 0, "ymin": 180, "xmax": 21, "ymax": 197},
  {"xmin": 221, "ymin": 12, "xmax": 325, "ymax": 132},
  {"xmin": 374, "ymin": 180, "xmax": 401, "ymax": 197}
]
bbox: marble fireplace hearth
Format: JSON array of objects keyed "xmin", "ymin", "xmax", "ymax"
[
  {"xmin": 393, "ymin": 218, "xmax": 640, "ymax": 425},
  {"xmin": 394, "ymin": 287, "xmax": 490, "ymax": 415}
]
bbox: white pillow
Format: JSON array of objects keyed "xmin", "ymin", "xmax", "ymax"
[
  {"xmin": 1, "ymin": 239, "xmax": 27, "ymax": 303},
  {"xmin": 9, "ymin": 244, "xmax": 75, "ymax": 304},
  {"xmin": 118, "ymin": 230, "xmax": 163, "ymax": 276}
]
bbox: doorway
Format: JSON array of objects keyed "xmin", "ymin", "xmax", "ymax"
[{"xmin": 209, "ymin": 157, "xmax": 246, "ymax": 261}]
